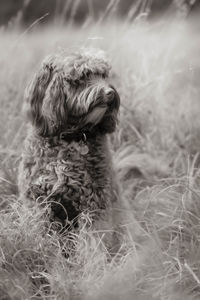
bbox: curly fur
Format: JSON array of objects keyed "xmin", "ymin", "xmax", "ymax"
[{"xmin": 18, "ymin": 48, "xmax": 123, "ymax": 234}]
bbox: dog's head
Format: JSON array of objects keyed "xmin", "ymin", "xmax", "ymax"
[{"xmin": 25, "ymin": 48, "xmax": 120, "ymax": 137}]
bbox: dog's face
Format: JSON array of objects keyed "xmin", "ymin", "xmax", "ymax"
[{"xmin": 25, "ymin": 48, "xmax": 120, "ymax": 137}]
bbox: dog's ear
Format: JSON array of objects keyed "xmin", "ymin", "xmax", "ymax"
[
  {"xmin": 24, "ymin": 56, "xmax": 67, "ymax": 136},
  {"xmin": 24, "ymin": 62, "xmax": 54, "ymax": 136},
  {"xmin": 41, "ymin": 72, "xmax": 67, "ymax": 132}
]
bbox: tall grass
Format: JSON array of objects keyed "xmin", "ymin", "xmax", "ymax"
[{"xmin": 1, "ymin": 7, "xmax": 200, "ymax": 299}]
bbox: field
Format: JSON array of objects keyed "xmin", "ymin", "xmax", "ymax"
[{"xmin": 1, "ymin": 16, "xmax": 200, "ymax": 300}]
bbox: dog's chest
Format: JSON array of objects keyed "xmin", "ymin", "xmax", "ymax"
[
  {"xmin": 32, "ymin": 139, "xmax": 112, "ymax": 191},
  {"xmin": 21, "ymin": 135, "xmax": 116, "ymax": 222}
]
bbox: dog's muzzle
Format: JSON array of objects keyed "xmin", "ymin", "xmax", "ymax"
[{"xmin": 105, "ymin": 85, "xmax": 120, "ymax": 111}]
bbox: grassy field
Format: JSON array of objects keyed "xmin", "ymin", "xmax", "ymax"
[{"xmin": 1, "ymin": 16, "xmax": 200, "ymax": 299}]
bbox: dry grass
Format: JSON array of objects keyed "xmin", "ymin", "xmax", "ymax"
[{"xmin": 1, "ymin": 15, "xmax": 200, "ymax": 299}]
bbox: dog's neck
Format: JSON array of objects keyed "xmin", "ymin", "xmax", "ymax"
[
  {"xmin": 33, "ymin": 126, "xmax": 106, "ymax": 149},
  {"xmin": 59, "ymin": 129, "xmax": 98, "ymax": 143}
]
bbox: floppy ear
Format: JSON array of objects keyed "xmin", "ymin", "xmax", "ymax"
[
  {"xmin": 24, "ymin": 62, "xmax": 54, "ymax": 136},
  {"xmin": 41, "ymin": 72, "xmax": 67, "ymax": 134}
]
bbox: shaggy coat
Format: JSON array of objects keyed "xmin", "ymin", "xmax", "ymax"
[{"xmin": 18, "ymin": 48, "xmax": 121, "ymax": 230}]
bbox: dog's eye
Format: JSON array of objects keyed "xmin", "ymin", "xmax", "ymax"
[
  {"xmin": 74, "ymin": 80, "xmax": 80, "ymax": 85},
  {"xmin": 64, "ymin": 78, "xmax": 79, "ymax": 87},
  {"xmin": 85, "ymin": 70, "xmax": 90, "ymax": 77}
]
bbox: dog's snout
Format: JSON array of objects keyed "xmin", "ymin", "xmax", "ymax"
[
  {"xmin": 105, "ymin": 88, "xmax": 115, "ymax": 104},
  {"xmin": 104, "ymin": 85, "xmax": 120, "ymax": 110}
]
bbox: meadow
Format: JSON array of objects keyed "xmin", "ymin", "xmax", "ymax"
[{"xmin": 1, "ymin": 15, "xmax": 200, "ymax": 300}]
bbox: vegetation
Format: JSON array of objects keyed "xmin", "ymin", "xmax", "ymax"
[
  {"xmin": 1, "ymin": 0, "xmax": 200, "ymax": 26},
  {"xmin": 1, "ymin": 8, "xmax": 200, "ymax": 300}
]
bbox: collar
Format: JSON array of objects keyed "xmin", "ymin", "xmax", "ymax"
[{"xmin": 59, "ymin": 130, "xmax": 97, "ymax": 143}]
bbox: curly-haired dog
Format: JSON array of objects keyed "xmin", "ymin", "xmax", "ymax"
[{"xmin": 18, "ymin": 48, "xmax": 125, "ymax": 238}]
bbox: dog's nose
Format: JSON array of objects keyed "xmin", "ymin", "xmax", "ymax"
[{"xmin": 105, "ymin": 88, "xmax": 115, "ymax": 105}]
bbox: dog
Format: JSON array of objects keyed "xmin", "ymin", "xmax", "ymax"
[{"xmin": 18, "ymin": 48, "xmax": 125, "ymax": 239}]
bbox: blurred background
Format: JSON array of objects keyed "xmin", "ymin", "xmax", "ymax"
[{"xmin": 1, "ymin": 0, "xmax": 200, "ymax": 28}]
